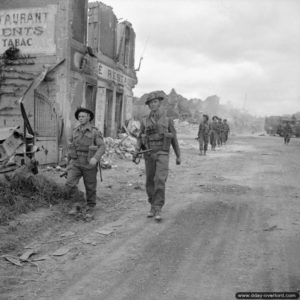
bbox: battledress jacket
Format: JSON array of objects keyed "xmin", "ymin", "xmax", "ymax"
[
  {"xmin": 68, "ymin": 123, "xmax": 106, "ymax": 163},
  {"xmin": 137, "ymin": 113, "xmax": 180, "ymax": 158},
  {"xmin": 198, "ymin": 121, "xmax": 210, "ymax": 137}
]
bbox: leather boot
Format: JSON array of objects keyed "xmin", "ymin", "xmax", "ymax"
[
  {"xmin": 68, "ymin": 203, "xmax": 82, "ymax": 215},
  {"xmin": 147, "ymin": 206, "xmax": 155, "ymax": 218},
  {"xmin": 155, "ymin": 208, "xmax": 162, "ymax": 222}
]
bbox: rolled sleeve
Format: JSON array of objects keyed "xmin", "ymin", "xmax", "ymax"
[
  {"xmin": 169, "ymin": 119, "xmax": 181, "ymax": 158},
  {"xmin": 93, "ymin": 131, "xmax": 106, "ymax": 161}
]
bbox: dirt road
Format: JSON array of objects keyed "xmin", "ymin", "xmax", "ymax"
[{"xmin": 1, "ymin": 135, "xmax": 300, "ymax": 300}]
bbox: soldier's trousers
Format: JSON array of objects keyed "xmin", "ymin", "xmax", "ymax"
[
  {"xmin": 217, "ymin": 132, "xmax": 222, "ymax": 146},
  {"xmin": 284, "ymin": 134, "xmax": 291, "ymax": 144},
  {"xmin": 210, "ymin": 131, "xmax": 217, "ymax": 149},
  {"xmin": 65, "ymin": 162, "xmax": 98, "ymax": 207},
  {"xmin": 144, "ymin": 152, "xmax": 169, "ymax": 210},
  {"xmin": 198, "ymin": 135, "xmax": 209, "ymax": 152},
  {"xmin": 221, "ymin": 132, "xmax": 226, "ymax": 144},
  {"xmin": 224, "ymin": 131, "xmax": 229, "ymax": 142}
]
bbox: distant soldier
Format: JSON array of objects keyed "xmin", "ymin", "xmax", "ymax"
[
  {"xmin": 216, "ymin": 118, "xmax": 223, "ymax": 147},
  {"xmin": 223, "ymin": 119, "xmax": 230, "ymax": 143},
  {"xmin": 197, "ymin": 114, "xmax": 210, "ymax": 155},
  {"xmin": 66, "ymin": 107, "xmax": 106, "ymax": 218},
  {"xmin": 135, "ymin": 91, "xmax": 181, "ymax": 222},
  {"xmin": 210, "ymin": 116, "xmax": 219, "ymax": 151},
  {"xmin": 282, "ymin": 121, "xmax": 293, "ymax": 145}
]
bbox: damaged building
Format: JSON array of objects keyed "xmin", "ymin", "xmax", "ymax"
[{"xmin": 0, "ymin": 0, "xmax": 137, "ymax": 164}]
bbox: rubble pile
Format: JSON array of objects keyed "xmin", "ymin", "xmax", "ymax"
[
  {"xmin": 102, "ymin": 134, "xmax": 137, "ymax": 167},
  {"xmin": 174, "ymin": 119, "xmax": 198, "ymax": 136}
]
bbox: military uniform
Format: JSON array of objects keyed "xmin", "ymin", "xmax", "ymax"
[
  {"xmin": 282, "ymin": 123, "xmax": 292, "ymax": 145},
  {"xmin": 197, "ymin": 117, "xmax": 210, "ymax": 155},
  {"xmin": 223, "ymin": 120, "xmax": 230, "ymax": 143},
  {"xmin": 137, "ymin": 92, "xmax": 181, "ymax": 220},
  {"xmin": 210, "ymin": 117, "xmax": 219, "ymax": 151},
  {"xmin": 66, "ymin": 110, "xmax": 105, "ymax": 208},
  {"xmin": 216, "ymin": 119, "xmax": 223, "ymax": 146}
]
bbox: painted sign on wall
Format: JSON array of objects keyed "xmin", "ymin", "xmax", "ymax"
[
  {"xmin": 98, "ymin": 62, "xmax": 136, "ymax": 87},
  {"xmin": 0, "ymin": 5, "xmax": 57, "ymax": 54}
]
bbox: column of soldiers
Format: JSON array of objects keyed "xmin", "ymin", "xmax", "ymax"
[{"xmin": 197, "ymin": 115, "xmax": 230, "ymax": 155}]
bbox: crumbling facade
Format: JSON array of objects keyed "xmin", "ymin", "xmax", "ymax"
[
  {"xmin": 0, "ymin": 0, "xmax": 137, "ymax": 164},
  {"xmin": 88, "ymin": 2, "xmax": 137, "ymax": 137}
]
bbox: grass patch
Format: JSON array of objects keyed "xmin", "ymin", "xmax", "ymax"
[{"xmin": 0, "ymin": 171, "xmax": 68, "ymax": 225}]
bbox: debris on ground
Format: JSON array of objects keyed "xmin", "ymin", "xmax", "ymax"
[
  {"xmin": 24, "ymin": 242, "xmax": 40, "ymax": 250},
  {"xmin": 2, "ymin": 255, "xmax": 23, "ymax": 267},
  {"xmin": 263, "ymin": 225, "xmax": 283, "ymax": 232},
  {"xmin": 198, "ymin": 184, "xmax": 251, "ymax": 195},
  {"xmin": 102, "ymin": 135, "xmax": 137, "ymax": 168},
  {"xmin": 80, "ymin": 238, "xmax": 97, "ymax": 246},
  {"xmin": 31, "ymin": 255, "xmax": 49, "ymax": 262},
  {"xmin": 95, "ymin": 227, "xmax": 114, "ymax": 236},
  {"xmin": 60, "ymin": 231, "xmax": 75, "ymax": 238},
  {"xmin": 19, "ymin": 249, "xmax": 37, "ymax": 262},
  {"xmin": 52, "ymin": 247, "xmax": 70, "ymax": 256}
]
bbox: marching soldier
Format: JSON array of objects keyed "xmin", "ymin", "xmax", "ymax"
[
  {"xmin": 135, "ymin": 91, "xmax": 181, "ymax": 222},
  {"xmin": 282, "ymin": 121, "xmax": 293, "ymax": 145},
  {"xmin": 66, "ymin": 107, "xmax": 106, "ymax": 218},
  {"xmin": 223, "ymin": 119, "xmax": 230, "ymax": 143},
  {"xmin": 197, "ymin": 114, "xmax": 210, "ymax": 155},
  {"xmin": 210, "ymin": 116, "xmax": 219, "ymax": 151},
  {"xmin": 217, "ymin": 118, "xmax": 223, "ymax": 146}
]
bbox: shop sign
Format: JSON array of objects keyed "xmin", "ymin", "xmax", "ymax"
[{"xmin": 0, "ymin": 5, "xmax": 57, "ymax": 54}]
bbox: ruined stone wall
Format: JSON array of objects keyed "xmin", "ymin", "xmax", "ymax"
[{"xmin": 0, "ymin": 0, "xmax": 77, "ymax": 164}]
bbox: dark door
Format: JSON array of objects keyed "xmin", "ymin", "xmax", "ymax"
[
  {"xmin": 115, "ymin": 92, "xmax": 123, "ymax": 135},
  {"xmin": 104, "ymin": 89, "xmax": 113, "ymax": 137}
]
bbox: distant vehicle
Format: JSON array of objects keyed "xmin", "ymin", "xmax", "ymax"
[{"xmin": 264, "ymin": 116, "xmax": 300, "ymax": 137}]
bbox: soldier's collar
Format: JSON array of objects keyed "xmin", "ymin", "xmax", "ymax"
[{"xmin": 77, "ymin": 123, "xmax": 92, "ymax": 131}]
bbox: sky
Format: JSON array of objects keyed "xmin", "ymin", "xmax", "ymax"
[{"xmin": 90, "ymin": 0, "xmax": 300, "ymax": 116}]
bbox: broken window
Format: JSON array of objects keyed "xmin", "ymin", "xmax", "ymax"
[
  {"xmin": 85, "ymin": 84, "xmax": 97, "ymax": 125},
  {"xmin": 124, "ymin": 27, "xmax": 130, "ymax": 67},
  {"xmin": 72, "ymin": 0, "xmax": 87, "ymax": 43}
]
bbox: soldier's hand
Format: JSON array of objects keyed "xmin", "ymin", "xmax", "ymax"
[
  {"xmin": 176, "ymin": 157, "xmax": 181, "ymax": 165},
  {"xmin": 89, "ymin": 157, "xmax": 98, "ymax": 166}
]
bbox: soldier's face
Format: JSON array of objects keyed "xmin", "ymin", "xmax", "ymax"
[
  {"xmin": 78, "ymin": 112, "xmax": 90, "ymax": 125},
  {"xmin": 148, "ymin": 99, "xmax": 161, "ymax": 112}
]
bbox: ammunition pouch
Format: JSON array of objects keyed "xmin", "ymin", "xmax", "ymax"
[
  {"xmin": 141, "ymin": 134, "xmax": 149, "ymax": 149},
  {"xmin": 145, "ymin": 125, "xmax": 158, "ymax": 135},
  {"xmin": 87, "ymin": 145, "xmax": 98, "ymax": 161},
  {"xmin": 68, "ymin": 143, "xmax": 78, "ymax": 159},
  {"xmin": 148, "ymin": 133, "xmax": 163, "ymax": 141},
  {"xmin": 162, "ymin": 132, "xmax": 173, "ymax": 151},
  {"xmin": 76, "ymin": 144, "xmax": 89, "ymax": 152}
]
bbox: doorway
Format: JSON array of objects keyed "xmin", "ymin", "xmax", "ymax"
[
  {"xmin": 115, "ymin": 92, "xmax": 123, "ymax": 135},
  {"xmin": 34, "ymin": 91, "xmax": 57, "ymax": 164},
  {"xmin": 104, "ymin": 89, "xmax": 113, "ymax": 137}
]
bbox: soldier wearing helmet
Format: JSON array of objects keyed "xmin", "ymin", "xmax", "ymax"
[{"xmin": 135, "ymin": 91, "xmax": 181, "ymax": 222}]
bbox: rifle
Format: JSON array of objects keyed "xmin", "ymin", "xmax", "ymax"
[
  {"xmin": 132, "ymin": 149, "xmax": 152, "ymax": 164},
  {"xmin": 98, "ymin": 161, "xmax": 103, "ymax": 182},
  {"xmin": 60, "ymin": 170, "xmax": 68, "ymax": 178}
]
